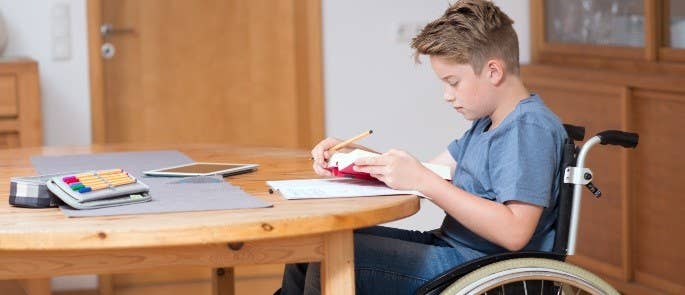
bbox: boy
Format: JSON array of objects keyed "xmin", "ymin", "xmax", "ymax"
[{"xmin": 281, "ymin": 0, "xmax": 566, "ymax": 294}]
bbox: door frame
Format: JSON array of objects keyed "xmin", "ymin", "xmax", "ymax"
[
  {"xmin": 86, "ymin": 0, "xmax": 325, "ymax": 147},
  {"xmin": 86, "ymin": 0, "xmax": 106, "ymax": 144}
]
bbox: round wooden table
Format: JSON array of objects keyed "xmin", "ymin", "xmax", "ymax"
[{"xmin": 0, "ymin": 144, "xmax": 420, "ymax": 294}]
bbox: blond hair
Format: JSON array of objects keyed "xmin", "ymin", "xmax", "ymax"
[{"xmin": 411, "ymin": 0, "xmax": 519, "ymax": 74}]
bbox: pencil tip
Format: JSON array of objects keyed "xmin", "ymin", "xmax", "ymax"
[{"xmin": 369, "ymin": 130, "xmax": 373, "ymax": 134}]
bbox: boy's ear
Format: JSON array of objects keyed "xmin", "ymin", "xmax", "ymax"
[{"xmin": 485, "ymin": 59, "xmax": 505, "ymax": 85}]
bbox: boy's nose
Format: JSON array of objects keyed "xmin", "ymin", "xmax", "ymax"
[
  {"xmin": 443, "ymin": 85, "xmax": 455, "ymax": 101},
  {"xmin": 443, "ymin": 91, "xmax": 454, "ymax": 101}
]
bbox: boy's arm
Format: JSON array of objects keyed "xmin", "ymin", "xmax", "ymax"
[
  {"xmin": 421, "ymin": 122, "xmax": 557, "ymax": 251},
  {"xmin": 354, "ymin": 141, "xmax": 547, "ymax": 251},
  {"xmin": 355, "ymin": 154, "xmax": 542, "ymax": 251},
  {"xmin": 419, "ymin": 173, "xmax": 543, "ymax": 251}
]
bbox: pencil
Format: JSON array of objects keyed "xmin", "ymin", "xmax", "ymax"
[{"xmin": 329, "ymin": 130, "xmax": 373, "ymax": 152}]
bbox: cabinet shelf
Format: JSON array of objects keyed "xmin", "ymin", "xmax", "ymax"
[{"xmin": 533, "ymin": 0, "xmax": 685, "ymax": 64}]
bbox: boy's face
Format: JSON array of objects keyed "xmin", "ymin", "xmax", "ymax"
[{"xmin": 429, "ymin": 56, "xmax": 497, "ymax": 121}]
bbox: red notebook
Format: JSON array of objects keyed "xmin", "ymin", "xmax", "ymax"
[{"xmin": 327, "ymin": 165, "xmax": 378, "ymax": 181}]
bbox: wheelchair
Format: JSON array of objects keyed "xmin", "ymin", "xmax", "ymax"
[{"xmin": 416, "ymin": 124, "xmax": 639, "ymax": 295}]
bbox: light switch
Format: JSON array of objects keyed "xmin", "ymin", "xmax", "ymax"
[
  {"xmin": 53, "ymin": 40, "xmax": 70, "ymax": 60},
  {"xmin": 51, "ymin": 3, "xmax": 71, "ymax": 61}
]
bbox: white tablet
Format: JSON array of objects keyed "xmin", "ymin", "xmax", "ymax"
[{"xmin": 143, "ymin": 162, "xmax": 259, "ymax": 177}]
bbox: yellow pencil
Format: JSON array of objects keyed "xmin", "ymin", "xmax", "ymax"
[
  {"xmin": 79, "ymin": 179, "xmax": 107, "ymax": 185},
  {"xmin": 109, "ymin": 179, "xmax": 135, "ymax": 186},
  {"xmin": 86, "ymin": 184, "xmax": 110, "ymax": 190},
  {"xmin": 79, "ymin": 175, "xmax": 131, "ymax": 183},
  {"xmin": 75, "ymin": 169, "xmax": 123, "ymax": 178},
  {"xmin": 76, "ymin": 176, "xmax": 101, "ymax": 182},
  {"xmin": 97, "ymin": 169, "xmax": 123, "ymax": 176},
  {"xmin": 101, "ymin": 174, "xmax": 131, "ymax": 181},
  {"xmin": 329, "ymin": 130, "xmax": 373, "ymax": 152},
  {"xmin": 84, "ymin": 179, "xmax": 135, "ymax": 191}
]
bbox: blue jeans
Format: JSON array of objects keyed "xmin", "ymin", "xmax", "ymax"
[{"xmin": 280, "ymin": 226, "xmax": 486, "ymax": 295}]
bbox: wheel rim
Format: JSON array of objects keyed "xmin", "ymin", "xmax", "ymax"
[{"xmin": 455, "ymin": 267, "xmax": 607, "ymax": 295}]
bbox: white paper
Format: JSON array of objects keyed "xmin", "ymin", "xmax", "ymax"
[{"xmin": 266, "ymin": 178, "xmax": 423, "ymax": 199}]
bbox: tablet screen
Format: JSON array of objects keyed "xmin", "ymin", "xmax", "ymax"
[{"xmin": 159, "ymin": 163, "xmax": 250, "ymax": 174}]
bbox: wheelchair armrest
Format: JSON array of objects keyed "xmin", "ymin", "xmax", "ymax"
[{"xmin": 415, "ymin": 251, "xmax": 566, "ymax": 295}]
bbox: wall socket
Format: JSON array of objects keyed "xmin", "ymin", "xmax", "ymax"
[{"xmin": 393, "ymin": 21, "xmax": 427, "ymax": 43}]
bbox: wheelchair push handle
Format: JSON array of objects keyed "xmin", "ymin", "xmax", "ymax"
[
  {"xmin": 596, "ymin": 130, "xmax": 639, "ymax": 148},
  {"xmin": 563, "ymin": 124, "xmax": 585, "ymax": 142}
]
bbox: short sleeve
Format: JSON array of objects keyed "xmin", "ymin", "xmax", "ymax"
[
  {"xmin": 447, "ymin": 139, "xmax": 463, "ymax": 162},
  {"xmin": 447, "ymin": 120, "xmax": 480, "ymax": 162},
  {"xmin": 488, "ymin": 121, "xmax": 558, "ymax": 207}
]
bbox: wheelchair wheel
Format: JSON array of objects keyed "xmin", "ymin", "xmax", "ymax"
[{"xmin": 440, "ymin": 258, "xmax": 619, "ymax": 295}]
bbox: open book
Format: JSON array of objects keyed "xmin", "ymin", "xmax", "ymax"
[
  {"xmin": 267, "ymin": 178, "xmax": 423, "ymax": 199},
  {"xmin": 326, "ymin": 149, "xmax": 452, "ymax": 181}
]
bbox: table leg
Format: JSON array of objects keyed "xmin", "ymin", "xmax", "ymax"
[
  {"xmin": 321, "ymin": 230, "xmax": 355, "ymax": 295},
  {"xmin": 97, "ymin": 274, "xmax": 114, "ymax": 295},
  {"xmin": 19, "ymin": 278, "xmax": 51, "ymax": 295},
  {"xmin": 211, "ymin": 267, "xmax": 235, "ymax": 295}
]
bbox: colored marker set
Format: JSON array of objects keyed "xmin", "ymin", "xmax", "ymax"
[
  {"xmin": 61, "ymin": 169, "xmax": 136, "ymax": 193},
  {"xmin": 46, "ymin": 169, "xmax": 151, "ymax": 210}
]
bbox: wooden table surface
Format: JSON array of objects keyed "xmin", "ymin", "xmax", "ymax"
[{"xmin": 0, "ymin": 143, "xmax": 420, "ymax": 294}]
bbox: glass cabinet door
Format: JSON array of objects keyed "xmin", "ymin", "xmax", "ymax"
[
  {"xmin": 667, "ymin": 0, "xmax": 685, "ymax": 48},
  {"xmin": 545, "ymin": 0, "xmax": 645, "ymax": 47}
]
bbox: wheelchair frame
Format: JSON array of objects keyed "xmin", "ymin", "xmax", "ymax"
[{"xmin": 416, "ymin": 124, "xmax": 639, "ymax": 295}]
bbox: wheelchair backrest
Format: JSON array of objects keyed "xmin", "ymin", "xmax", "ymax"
[{"xmin": 551, "ymin": 124, "xmax": 585, "ymax": 255}]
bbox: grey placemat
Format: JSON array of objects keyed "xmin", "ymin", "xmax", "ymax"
[{"xmin": 31, "ymin": 150, "xmax": 271, "ymax": 217}]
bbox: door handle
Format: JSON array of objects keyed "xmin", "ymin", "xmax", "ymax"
[{"xmin": 100, "ymin": 23, "xmax": 134, "ymax": 37}]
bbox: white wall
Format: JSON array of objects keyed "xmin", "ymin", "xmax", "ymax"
[
  {"xmin": 1, "ymin": 0, "xmax": 96, "ymax": 290},
  {"xmin": 322, "ymin": 0, "xmax": 530, "ymax": 231},
  {"xmin": 1, "ymin": 0, "xmax": 529, "ymax": 151},
  {"xmin": 496, "ymin": 0, "xmax": 531, "ymax": 64},
  {"xmin": 0, "ymin": 0, "xmax": 91, "ymax": 146}
]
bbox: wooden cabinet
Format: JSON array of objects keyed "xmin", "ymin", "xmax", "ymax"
[
  {"xmin": 0, "ymin": 58, "xmax": 42, "ymax": 148},
  {"xmin": 526, "ymin": 1, "xmax": 685, "ymax": 294}
]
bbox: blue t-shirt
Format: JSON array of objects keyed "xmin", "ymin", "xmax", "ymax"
[{"xmin": 438, "ymin": 94, "xmax": 566, "ymax": 255}]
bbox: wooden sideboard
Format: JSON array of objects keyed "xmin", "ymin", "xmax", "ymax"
[
  {"xmin": 522, "ymin": 64, "xmax": 685, "ymax": 295},
  {"xmin": 0, "ymin": 58, "xmax": 42, "ymax": 148},
  {"xmin": 527, "ymin": 1, "xmax": 685, "ymax": 293},
  {"xmin": 522, "ymin": 64, "xmax": 685, "ymax": 294}
]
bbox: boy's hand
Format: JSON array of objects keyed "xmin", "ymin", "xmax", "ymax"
[
  {"xmin": 310, "ymin": 137, "xmax": 344, "ymax": 176},
  {"xmin": 353, "ymin": 149, "xmax": 434, "ymax": 191}
]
